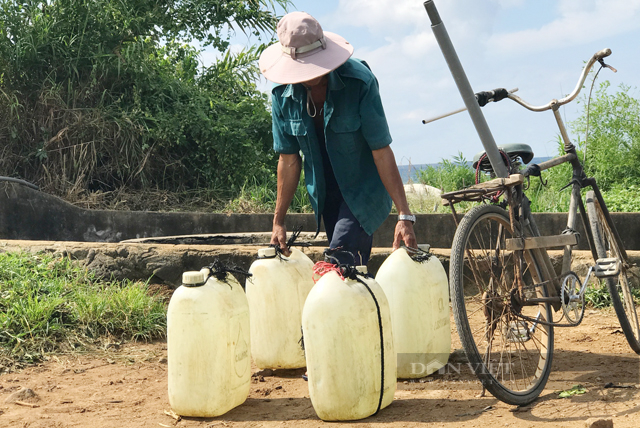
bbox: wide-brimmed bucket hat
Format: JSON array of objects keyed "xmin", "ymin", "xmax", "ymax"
[{"xmin": 259, "ymin": 12, "xmax": 354, "ymax": 84}]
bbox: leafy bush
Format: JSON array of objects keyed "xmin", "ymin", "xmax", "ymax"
[
  {"xmin": 574, "ymin": 82, "xmax": 640, "ymax": 192},
  {"xmin": 416, "ymin": 152, "xmax": 476, "ymax": 193},
  {"xmin": 600, "ymin": 185, "xmax": 640, "ymax": 212},
  {"xmin": 0, "ymin": 0, "xmax": 286, "ymax": 204},
  {"xmin": 526, "ymin": 82, "xmax": 640, "ymax": 213}
]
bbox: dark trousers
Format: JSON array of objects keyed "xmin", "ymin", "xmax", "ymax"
[{"xmin": 322, "ymin": 191, "xmax": 373, "ymax": 266}]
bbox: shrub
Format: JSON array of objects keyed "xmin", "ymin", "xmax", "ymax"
[
  {"xmin": 0, "ymin": 0, "xmax": 287, "ymax": 204},
  {"xmin": 416, "ymin": 152, "xmax": 476, "ymax": 193}
]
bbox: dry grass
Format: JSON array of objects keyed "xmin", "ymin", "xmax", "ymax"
[{"xmin": 63, "ymin": 188, "xmax": 226, "ymax": 213}]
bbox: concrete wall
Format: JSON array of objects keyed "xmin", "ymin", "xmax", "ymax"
[
  {"xmin": 2, "ymin": 181, "xmax": 640, "ymax": 250},
  {"xmin": 0, "ymin": 182, "xmax": 313, "ymax": 242}
]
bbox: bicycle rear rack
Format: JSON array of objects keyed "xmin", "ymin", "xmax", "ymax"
[{"xmin": 441, "ymin": 174, "xmax": 523, "ymax": 206}]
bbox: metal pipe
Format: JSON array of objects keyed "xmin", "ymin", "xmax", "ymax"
[
  {"xmin": 422, "ymin": 106, "xmax": 467, "ymax": 125},
  {"xmin": 552, "ymin": 106, "xmax": 574, "ymax": 153},
  {"xmin": 590, "ymin": 181, "xmax": 629, "ymax": 261},
  {"xmin": 534, "ymin": 153, "xmax": 577, "ymax": 173},
  {"xmin": 562, "ymin": 184, "xmax": 581, "ymax": 274},
  {"xmin": 423, "ymin": 1, "xmax": 508, "ymax": 178},
  {"xmin": 523, "ymin": 297, "xmax": 562, "ymax": 305},
  {"xmin": 506, "ymin": 48, "xmax": 612, "ymax": 112},
  {"xmin": 577, "ymin": 195, "xmax": 600, "ymax": 262},
  {"xmin": 0, "ymin": 176, "xmax": 39, "ymax": 190},
  {"xmin": 422, "ymin": 88, "xmax": 519, "ymax": 124}
]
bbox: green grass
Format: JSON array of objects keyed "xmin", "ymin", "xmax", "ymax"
[
  {"xmin": 0, "ymin": 252, "xmax": 166, "ymax": 366},
  {"xmin": 223, "ymin": 174, "xmax": 312, "ymax": 214},
  {"xmin": 584, "ymin": 281, "xmax": 613, "ymax": 308},
  {"xmin": 584, "ymin": 279, "xmax": 640, "ymax": 308}
]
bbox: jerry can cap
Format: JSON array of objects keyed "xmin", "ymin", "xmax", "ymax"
[
  {"xmin": 182, "ymin": 271, "xmax": 206, "ymax": 286},
  {"xmin": 356, "ymin": 265, "xmax": 368, "ymax": 274},
  {"xmin": 257, "ymin": 247, "xmax": 278, "ymax": 258}
]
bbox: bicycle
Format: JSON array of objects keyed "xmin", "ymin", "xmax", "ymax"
[{"xmin": 423, "ymin": 0, "xmax": 640, "ymax": 405}]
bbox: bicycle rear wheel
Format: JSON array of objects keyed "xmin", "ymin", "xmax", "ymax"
[
  {"xmin": 450, "ymin": 204, "xmax": 554, "ymax": 405},
  {"xmin": 586, "ymin": 191, "xmax": 640, "ymax": 353}
]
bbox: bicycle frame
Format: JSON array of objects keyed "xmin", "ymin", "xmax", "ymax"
[
  {"xmin": 521, "ymin": 153, "xmax": 629, "ymax": 276},
  {"xmin": 425, "ymin": 2, "xmax": 640, "ymax": 401},
  {"xmin": 423, "ymin": 0, "xmax": 628, "ymax": 304}
]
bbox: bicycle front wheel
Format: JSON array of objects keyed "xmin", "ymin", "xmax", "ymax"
[
  {"xmin": 450, "ymin": 204, "xmax": 554, "ymax": 405},
  {"xmin": 586, "ymin": 191, "xmax": 640, "ymax": 353}
]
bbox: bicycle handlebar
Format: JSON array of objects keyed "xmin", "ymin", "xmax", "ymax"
[
  {"xmin": 422, "ymin": 49, "xmax": 614, "ymax": 124},
  {"xmin": 421, "ymin": 87, "xmax": 519, "ymax": 124},
  {"xmin": 475, "ymin": 88, "xmax": 510, "ymax": 107},
  {"xmin": 506, "ymin": 48, "xmax": 613, "ymax": 112}
]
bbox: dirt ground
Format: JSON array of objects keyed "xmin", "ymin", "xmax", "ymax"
[{"xmin": 1, "ymin": 307, "xmax": 639, "ymax": 428}]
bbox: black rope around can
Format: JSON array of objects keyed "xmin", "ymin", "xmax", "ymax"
[
  {"xmin": 265, "ymin": 226, "xmax": 312, "ymax": 260},
  {"xmin": 403, "ymin": 245, "xmax": 432, "ymax": 263},
  {"xmin": 204, "ymin": 259, "xmax": 252, "ymax": 287},
  {"xmin": 344, "ymin": 266, "xmax": 385, "ymax": 415}
]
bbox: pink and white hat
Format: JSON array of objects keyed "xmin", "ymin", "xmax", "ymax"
[{"xmin": 259, "ymin": 12, "xmax": 354, "ymax": 84}]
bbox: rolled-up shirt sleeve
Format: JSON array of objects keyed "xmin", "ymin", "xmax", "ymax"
[
  {"xmin": 359, "ymin": 76, "xmax": 392, "ymax": 151},
  {"xmin": 272, "ymin": 91, "xmax": 300, "ymax": 155}
]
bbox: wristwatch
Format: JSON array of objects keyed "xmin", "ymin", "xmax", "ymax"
[{"xmin": 398, "ymin": 214, "xmax": 416, "ymax": 223}]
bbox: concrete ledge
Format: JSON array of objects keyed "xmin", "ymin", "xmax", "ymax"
[
  {"xmin": 0, "ymin": 240, "xmax": 400, "ymax": 287},
  {"xmin": 3, "ymin": 239, "xmax": 639, "ymax": 289},
  {"xmin": 3, "ymin": 181, "xmax": 640, "ymax": 250}
]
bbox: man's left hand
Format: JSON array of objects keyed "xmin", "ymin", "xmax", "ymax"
[{"xmin": 393, "ymin": 220, "xmax": 417, "ymax": 250}]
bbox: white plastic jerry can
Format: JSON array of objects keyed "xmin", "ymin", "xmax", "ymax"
[
  {"xmin": 246, "ymin": 247, "xmax": 315, "ymax": 369},
  {"xmin": 376, "ymin": 247, "xmax": 451, "ymax": 379},
  {"xmin": 302, "ymin": 266, "xmax": 396, "ymax": 421},
  {"xmin": 167, "ymin": 268, "xmax": 251, "ymax": 417}
]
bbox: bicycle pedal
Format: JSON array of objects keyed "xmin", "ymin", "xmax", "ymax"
[
  {"xmin": 503, "ymin": 321, "xmax": 530, "ymax": 343},
  {"xmin": 594, "ymin": 258, "xmax": 620, "ymax": 278}
]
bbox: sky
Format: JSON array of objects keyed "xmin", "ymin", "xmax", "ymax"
[{"xmin": 203, "ymin": 0, "xmax": 640, "ymax": 166}]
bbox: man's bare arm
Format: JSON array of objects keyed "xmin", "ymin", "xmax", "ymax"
[
  {"xmin": 271, "ymin": 153, "xmax": 302, "ymax": 254},
  {"xmin": 372, "ymin": 145, "xmax": 418, "ymax": 250}
]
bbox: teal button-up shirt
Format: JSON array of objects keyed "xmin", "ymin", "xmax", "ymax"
[{"xmin": 271, "ymin": 58, "xmax": 393, "ymax": 235}]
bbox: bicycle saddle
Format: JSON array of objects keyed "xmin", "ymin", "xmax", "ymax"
[{"xmin": 472, "ymin": 143, "xmax": 534, "ymax": 172}]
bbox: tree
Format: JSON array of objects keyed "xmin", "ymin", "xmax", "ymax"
[
  {"xmin": 573, "ymin": 81, "xmax": 640, "ymax": 191},
  {"xmin": 0, "ymin": 0, "xmax": 289, "ymax": 203},
  {"xmin": 527, "ymin": 81, "xmax": 640, "ymax": 213}
]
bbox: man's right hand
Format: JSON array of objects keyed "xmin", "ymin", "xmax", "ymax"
[{"xmin": 271, "ymin": 224, "xmax": 290, "ymax": 256}]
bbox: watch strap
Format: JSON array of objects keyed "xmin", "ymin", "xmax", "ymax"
[{"xmin": 398, "ymin": 214, "xmax": 416, "ymax": 223}]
